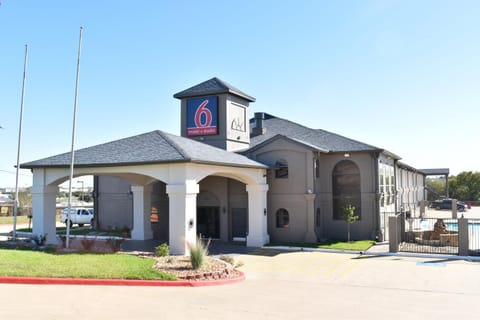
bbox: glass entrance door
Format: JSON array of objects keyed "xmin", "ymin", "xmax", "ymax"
[
  {"xmin": 197, "ymin": 206, "xmax": 220, "ymax": 239},
  {"xmin": 231, "ymin": 208, "xmax": 247, "ymax": 241}
]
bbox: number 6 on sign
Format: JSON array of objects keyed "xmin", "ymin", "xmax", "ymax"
[
  {"xmin": 186, "ymin": 96, "xmax": 218, "ymax": 137},
  {"xmin": 194, "ymin": 100, "xmax": 212, "ymax": 127}
]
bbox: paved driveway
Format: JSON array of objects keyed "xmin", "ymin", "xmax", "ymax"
[{"xmin": 1, "ymin": 249, "xmax": 479, "ymax": 320}]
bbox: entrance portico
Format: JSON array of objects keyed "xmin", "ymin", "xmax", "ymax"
[{"xmin": 21, "ymin": 131, "xmax": 268, "ymax": 255}]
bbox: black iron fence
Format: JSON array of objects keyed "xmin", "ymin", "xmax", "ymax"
[
  {"xmin": 389, "ymin": 214, "xmax": 480, "ymax": 256},
  {"xmin": 400, "ymin": 217, "xmax": 459, "ymax": 255}
]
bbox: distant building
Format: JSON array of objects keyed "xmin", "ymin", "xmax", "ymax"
[
  {"xmin": 21, "ymin": 78, "xmax": 438, "ymax": 253},
  {"xmin": 0, "ymin": 193, "xmax": 14, "ymax": 216}
]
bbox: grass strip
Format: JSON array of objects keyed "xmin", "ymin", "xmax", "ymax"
[
  {"xmin": 0, "ymin": 216, "xmax": 31, "ymax": 225},
  {"xmin": 267, "ymin": 240, "xmax": 375, "ymax": 251},
  {"xmin": 15, "ymin": 227, "xmax": 124, "ymax": 237},
  {"xmin": 0, "ymin": 249, "xmax": 176, "ymax": 280}
]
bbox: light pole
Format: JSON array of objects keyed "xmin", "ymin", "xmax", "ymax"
[{"xmin": 77, "ymin": 180, "xmax": 84, "ymax": 202}]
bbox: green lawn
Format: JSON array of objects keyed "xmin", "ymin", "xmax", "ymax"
[
  {"xmin": 0, "ymin": 249, "xmax": 176, "ymax": 280},
  {"xmin": 267, "ymin": 240, "xmax": 375, "ymax": 251},
  {"xmin": 16, "ymin": 226, "xmax": 125, "ymax": 237},
  {"xmin": 0, "ymin": 216, "xmax": 31, "ymax": 225}
]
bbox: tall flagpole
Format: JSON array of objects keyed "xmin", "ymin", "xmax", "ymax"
[
  {"xmin": 66, "ymin": 27, "xmax": 83, "ymax": 249},
  {"xmin": 13, "ymin": 44, "xmax": 28, "ymax": 242}
]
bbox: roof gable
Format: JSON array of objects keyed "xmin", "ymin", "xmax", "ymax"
[
  {"xmin": 248, "ymin": 113, "xmax": 398, "ymax": 157},
  {"xmin": 173, "ymin": 77, "xmax": 255, "ymax": 102}
]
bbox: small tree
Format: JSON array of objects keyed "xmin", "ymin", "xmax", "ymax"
[{"xmin": 342, "ymin": 204, "xmax": 359, "ymax": 242}]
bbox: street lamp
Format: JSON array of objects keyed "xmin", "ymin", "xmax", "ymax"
[{"xmin": 77, "ymin": 180, "xmax": 84, "ymax": 202}]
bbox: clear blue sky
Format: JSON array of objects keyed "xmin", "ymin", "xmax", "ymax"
[{"xmin": 1, "ymin": 0, "xmax": 479, "ymax": 188}]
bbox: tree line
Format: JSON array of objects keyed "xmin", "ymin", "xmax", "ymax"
[{"xmin": 427, "ymin": 171, "xmax": 480, "ymax": 202}]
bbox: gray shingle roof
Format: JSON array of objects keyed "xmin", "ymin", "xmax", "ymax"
[
  {"xmin": 173, "ymin": 77, "xmax": 256, "ymax": 102},
  {"xmin": 20, "ymin": 130, "xmax": 267, "ymax": 169},
  {"xmin": 418, "ymin": 168, "xmax": 449, "ymax": 175},
  {"xmin": 247, "ymin": 113, "xmax": 400, "ymax": 157}
]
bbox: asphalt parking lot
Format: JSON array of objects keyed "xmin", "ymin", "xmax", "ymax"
[{"xmin": 1, "ymin": 249, "xmax": 479, "ymax": 320}]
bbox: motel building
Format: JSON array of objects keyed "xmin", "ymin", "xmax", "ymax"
[{"xmin": 21, "ymin": 78, "xmax": 442, "ymax": 255}]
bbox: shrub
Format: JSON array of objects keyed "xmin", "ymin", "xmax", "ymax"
[
  {"xmin": 187, "ymin": 237, "xmax": 210, "ymax": 270},
  {"xmin": 155, "ymin": 243, "xmax": 169, "ymax": 257},
  {"xmin": 80, "ymin": 236, "xmax": 96, "ymax": 251},
  {"xmin": 31, "ymin": 233, "xmax": 47, "ymax": 247},
  {"xmin": 106, "ymin": 237, "xmax": 123, "ymax": 252}
]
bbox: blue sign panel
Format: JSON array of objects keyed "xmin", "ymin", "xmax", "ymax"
[{"xmin": 186, "ymin": 96, "xmax": 218, "ymax": 136}]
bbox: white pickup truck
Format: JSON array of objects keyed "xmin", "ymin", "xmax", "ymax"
[{"xmin": 60, "ymin": 208, "xmax": 94, "ymax": 227}]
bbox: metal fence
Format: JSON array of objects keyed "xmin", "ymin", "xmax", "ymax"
[
  {"xmin": 389, "ymin": 217, "xmax": 480, "ymax": 256},
  {"xmin": 399, "ymin": 217, "xmax": 459, "ymax": 255},
  {"xmin": 458, "ymin": 219, "xmax": 480, "ymax": 256},
  {"xmin": 466, "ymin": 219, "xmax": 480, "ymax": 255},
  {"xmin": 379, "ymin": 211, "xmax": 396, "ymax": 241}
]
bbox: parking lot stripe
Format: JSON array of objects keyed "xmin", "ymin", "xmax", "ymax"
[{"xmin": 336, "ymin": 258, "xmax": 363, "ymax": 278}]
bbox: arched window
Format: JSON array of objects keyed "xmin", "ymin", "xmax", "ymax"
[
  {"xmin": 332, "ymin": 160, "xmax": 361, "ymax": 220},
  {"xmin": 276, "ymin": 208, "xmax": 290, "ymax": 228},
  {"xmin": 275, "ymin": 160, "xmax": 288, "ymax": 179}
]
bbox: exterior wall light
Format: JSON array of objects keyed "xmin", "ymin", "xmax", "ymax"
[{"xmin": 344, "ymin": 153, "xmax": 350, "ymax": 158}]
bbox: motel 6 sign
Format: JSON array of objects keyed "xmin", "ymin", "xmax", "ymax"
[{"xmin": 186, "ymin": 96, "xmax": 218, "ymax": 137}]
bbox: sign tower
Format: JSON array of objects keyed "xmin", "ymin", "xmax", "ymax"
[{"xmin": 174, "ymin": 77, "xmax": 255, "ymax": 151}]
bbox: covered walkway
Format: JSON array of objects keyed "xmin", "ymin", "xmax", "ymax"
[{"xmin": 21, "ymin": 130, "xmax": 269, "ymax": 255}]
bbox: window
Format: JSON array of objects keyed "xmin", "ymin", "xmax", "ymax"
[
  {"xmin": 332, "ymin": 160, "xmax": 361, "ymax": 220},
  {"xmin": 276, "ymin": 208, "xmax": 289, "ymax": 228},
  {"xmin": 275, "ymin": 160, "xmax": 289, "ymax": 179}
]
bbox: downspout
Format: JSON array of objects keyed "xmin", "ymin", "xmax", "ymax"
[
  {"xmin": 93, "ymin": 176, "xmax": 99, "ymax": 229},
  {"xmin": 373, "ymin": 152, "xmax": 381, "ymax": 241},
  {"xmin": 312, "ymin": 152, "xmax": 319, "ymax": 239},
  {"xmin": 393, "ymin": 159, "xmax": 398, "ymax": 217}
]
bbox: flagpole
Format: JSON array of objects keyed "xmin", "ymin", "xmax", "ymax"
[
  {"xmin": 66, "ymin": 27, "xmax": 83, "ymax": 249},
  {"xmin": 13, "ymin": 44, "xmax": 28, "ymax": 242}
]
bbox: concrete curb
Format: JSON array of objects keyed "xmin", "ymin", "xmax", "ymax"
[
  {"xmin": 263, "ymin": 245, "xmax": 365, "ymax": 255},
  {"xmin": 361, "ymin": 250, "xmax": 480, "ymax": 262},
  {"xmin": 263, "ymin": 245, "xmax": 480, "ymax": 261},
  {"xmin": 0, "ymin": 271, "xmax": 245, "ymax": 287}
]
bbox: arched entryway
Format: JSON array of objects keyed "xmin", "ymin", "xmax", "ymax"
[{"xmin": 197, "ymin": 176, "xmax": 249, "ymax": 243}]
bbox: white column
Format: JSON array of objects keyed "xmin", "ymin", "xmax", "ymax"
[
  {"xmin": 131, "ymin": 185, "xmax": 153, "ymax": 240},
  {"xmin": 166, "ymin": 180, "xmax": 199, "ymax": 255},
  {"xmin": 246, "ymin": 184, "xmax": 269, "ymax": 247},
  {"xmin": 31, "ymin": 185, "xmax": 58, "ymax": 244},
  {"xmin": 304, "ymin": 193, "xmax": 317, "ymax": 242}
]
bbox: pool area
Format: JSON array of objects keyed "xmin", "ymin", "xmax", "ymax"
[
  {"xmin": 446, "ymin": 221, "xmax": 480, "ymax": 250},
  {"xmin": 445, "ymin": 221, "xmax": 480, "ymax": 232},
  {"xmin": 407, "ymin": 218, "xmax": 480, "ymax": 252}
]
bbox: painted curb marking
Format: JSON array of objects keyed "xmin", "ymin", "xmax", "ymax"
[{"xmin": 0, "ymin": 271, "xmax": 245, "ymax": 287}]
